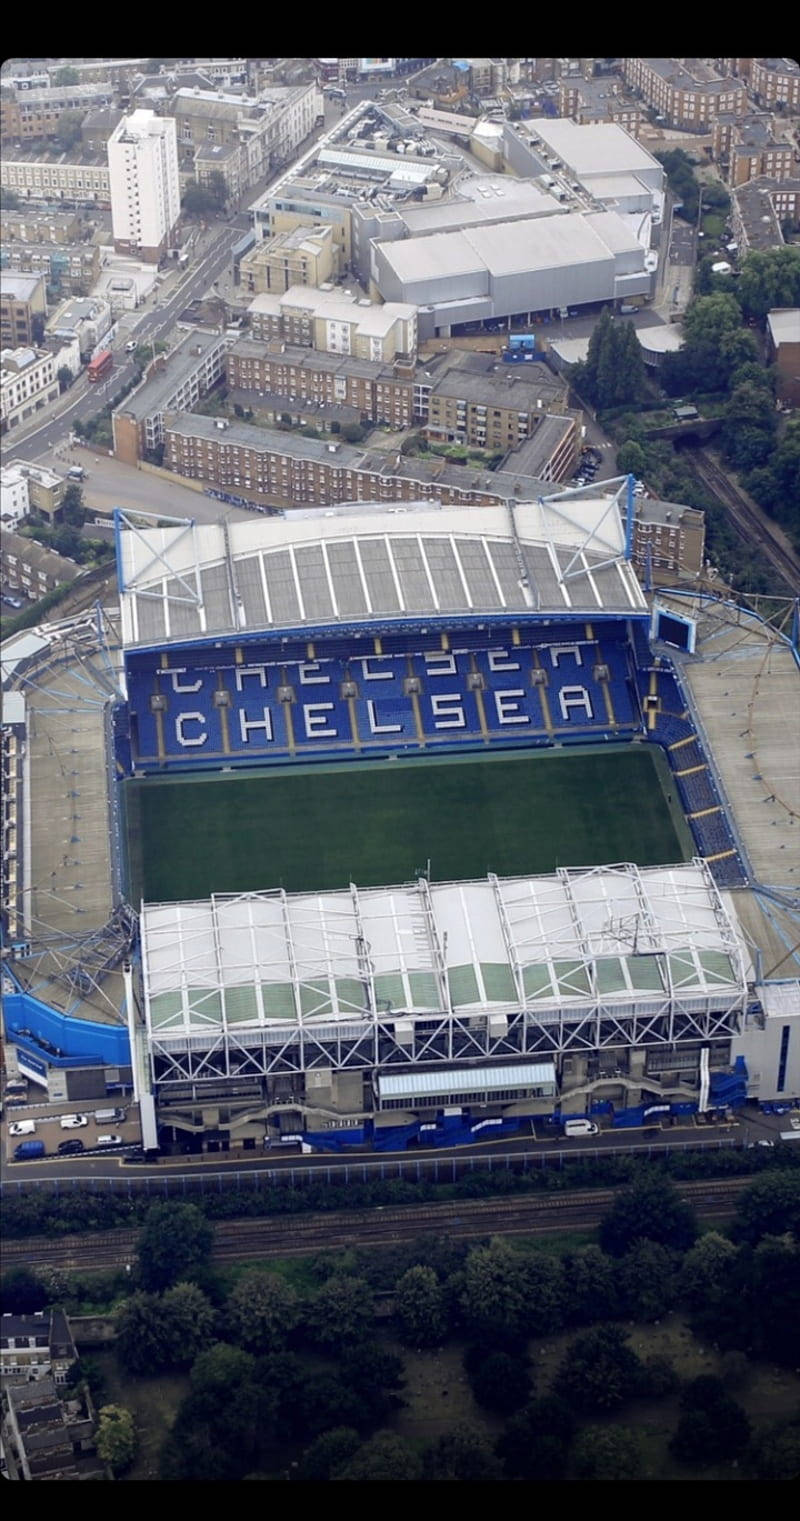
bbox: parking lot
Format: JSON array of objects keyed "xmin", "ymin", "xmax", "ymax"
[{"xmin": 4, "ymin": 1084, "xmax": 140, "ymax": 1162}]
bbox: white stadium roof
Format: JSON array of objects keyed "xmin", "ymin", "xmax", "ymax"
[
  {"xmin": 117, "ymin": 499, "xmax": 646, "ymax": 650},
  {"xmin": 140, "ymin": 861, "xmax": 751, "ymax": 1042}
]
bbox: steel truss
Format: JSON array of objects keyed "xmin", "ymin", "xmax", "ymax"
[{"xmin": 148, "ymin": 993, "xmax": 745, "ymax": 1086}]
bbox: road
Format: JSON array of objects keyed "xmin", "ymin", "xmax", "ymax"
[{"xmin": 12, "ymin": 225, "xmax": 245, "ymax": 466}]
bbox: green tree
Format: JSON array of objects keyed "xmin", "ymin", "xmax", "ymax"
[
  {"xmin": 618, "ymin": 1239, "xmax": 678, "ymax": 1321},
  {"xmin": 96, "ymin": 1405, "xmax": 137, "ymax": 1474},
  {"xmin": 460, "ymin": 1237, "xmax": 529, "ymax": 1337},
  {"xmin": 65, "ymin": 1355, "xmax": 106, "ymax": 1403},
  {"xmin": 226, "ymin": 1271, "xmax": 299, "ymax": 1353},
  {"xmin": 679, "ymin": 1230, "xmax": 739, "ymax": 1310},
  {"xmin": 616, "ymin": 440, "xmax": 647, "ymax": 479},
  {"xmin": 670, "ymin": 1375, "xmax": 751, "ymax": 1464},
  {"xmin": 562, "ymin": 1245, "xmax": 620, "ymax": 1326},
  {"xmin": 747, "ymin": 1416, "xmax": 800, "ymax": 1481},
  {"xmin": 53, "ymin": 66, "xmax": 80, "ymax": 85},
  {"xmin": 160, "ymin": 1281, "xmax": 216, "ymax": 1368},
  {"xmin": 496, "ymin": 1396, "xmax": 576, "ymax": 1480},
  {"xmin": 737, "ymin": 246, "xmax": 800, "ymax": 322},
  {"xmin": 0, "ymin": 1267, "xmax": 47, "ymax": 1314},
  {"xmin": 394, "ymin": 1264, "xmax": 447, "ymax": 1346},
  {"xmin": 750, "ymin": 1235, "xmax": 800, "ymax": 1366},
  {"xmin": 136, "ymin": 1202, "xmax": 213, "ymax": 1291},
  {"xmin": 557, "ymin": 1325, "xmax": 644, "ymax": 1414},
  {"xmin": 161, "ymin": 1344, "xmax": 268, "ymax": 1481},
  {"xmin": 731, "ymin": 1171, "xmax": 800, "ymax": 1245},
  {"xmin": 182, "ymin": 181, "xmax": 218, "ymax": 217},
  {"xmin": 206, "ymin": 170, "xmax": 228, "ymax": 209},
  {"xmin": 722, "ymin": 380, "xmax": 777, "ymax": 470},
  {"xmin": 599, "ymin": 1173, "xmax": 698, "ymax": 1257},
  {"xmin": 464, "ymin": 1344, "xmax": 532, "ymax": 1413},
  {"xmin": 336, "ymin": 1432, "xmax": 422, "ymax": 1481},
  {"xmin": 115, "ymin": 1291, "xmax": 174, "ymax": 1375},
  {"xmin": 423, "ymin": 1422, "xmax": 503, "ymax": 1481},
  {"xmin": 571, "ymin": 1424, "xmax": 642, "ymax": 1480},
  {"xmin": 61, "ymin": 483, "xmax": 86, "ymax": 525},
  {"xmin": 53, "ymin": 110, "xmax": 85, "ymax": 153},
  {"xmin": 57, "ymin": 365, "xmax": 73, "ymax": 393},
  {"xmin": 1, "ymin": 188, "xmax": 21, "ymax": 210},
  {"xmin": 299, "ymin": 1427, "xmax": 361, "ymax": 1481},
  {"xmin": 306, "ymin": 1274, "xmax": 373, "ymax": 1350}
]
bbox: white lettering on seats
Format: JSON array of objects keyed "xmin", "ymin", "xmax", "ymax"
[
  {"xmin": 559, "ymin": 685, "xmax": 593, "ymax": 720},
  {"xmin": 164, "ymin": 667, "xmax": 203, "ymax": 693},
  {"xmin": 494, "ymin": 690, "xmax": 530, "ymax": 725},
  {"xmin": 488, "ymin": 649, "xmax": 520, "ymax": 672},
  {"xmin": 234, "ymin": 665, "xmax": 268, "ymax": 690},
  {"xmin": 424, "ymin": 652, "xmax": 456, "ymax": 676},
  {"xmin": 366, "ymin": 699, "xmax": 402, "ymax": 734},
  {"xmin": 175, "ymin": 712, "xmax": 208, "ymax": 746},
  {"xmin": 431, "ymin": 694, "xmax": 465, "ymax": 729},
  {"xmin": 550, "ymin": 644, "xmax": 583, "ymax": 667},
  {"xmin": 239, "ymin": 707, "xmax": 274, "ymax": 743},
  {"xmin": 304, "ymin": 703, "xmax": 337, "ymax": 737},
  {"xmin": 359, "ymin": 657, "xmax": 393, "ymax": 680},
  {"xmin": 298, "ymin": 662, "xmax": 330, "ymax": 685}
]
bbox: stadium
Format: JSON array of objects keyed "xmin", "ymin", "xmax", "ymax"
[{"xmin": 2, "ymin": 481, "xmax": 799, "ymax": 1155}]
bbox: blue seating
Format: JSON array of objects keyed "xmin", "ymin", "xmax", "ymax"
[{"xmin": 125, "ymin": 629, "xmax": 652, "ymax": 771}]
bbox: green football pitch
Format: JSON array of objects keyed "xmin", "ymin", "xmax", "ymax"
[{"xmin": 124, "ymin": 744, "xmax": 694, "ymax": 903}]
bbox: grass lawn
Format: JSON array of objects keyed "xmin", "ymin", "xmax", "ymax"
[
  {"xmin": 126, "ymin": 743, "xmax": 690, "ymax": 901},
  {"xmin": 89, "ymin": 1349, "xmax": 189, "ymax": 1482},
  {"xmin": 384, "ymin": 1313, "xmax": 800, "ymax": 1479}
]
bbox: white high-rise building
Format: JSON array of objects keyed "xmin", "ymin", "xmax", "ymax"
[{"xmin": 108, "ymin": 110, "xmax": 180, "ymax": 264}]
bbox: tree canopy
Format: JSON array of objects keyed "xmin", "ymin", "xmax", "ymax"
[
  {"xmin": 96, "ymin": 1405, "xmax": 137, "ymax": 1474},
  {"xmin": 600, "ymin": 1173, "xmax": 698, "ymax": 1257},
  {"xmin": 557, "ymin": 1326, "xmax": 644, "ymax": 1414},
  {"xmin": 225, "ymin": 1270, "xmax": 299, "ymax": 1353},
  {"xmin": 394, "ymin": 1264, "xmax": 448, "ymax": 1346},
  {"xmin": 571, "ymin": 1424, "xmax": 643, "ymax": 1480},
  {"xmin": 136, "ymin": 1202, "xmax": 213, "ymax": 1291}
]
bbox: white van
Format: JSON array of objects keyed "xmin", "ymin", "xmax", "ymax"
[
  {"xmin": 563, "ymin": 1118, "xmax": 599, "ymax": 1137},
  {"xmin": 96, "ymin": 1134, "xmax": 123, "ymax": 1148},
  {"xmin": 95, "ymin": 1108, "xmax": 125, "ymax": 1124},
  {"xmin": 8, "ymin": 1120, "xmax": 36, "ymax": 1137}
]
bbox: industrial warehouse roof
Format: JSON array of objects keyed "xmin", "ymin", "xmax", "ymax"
[
  {"xmin": 528, "ymin": 119, "xmax": 661, "ymax": 178},
  {"xmin": 139, "ymin": 861, "xmax": 751, "ymax": 1039},
  {"xmin": 376, "ymin": 210, "xmax": 643, "ymax": 287},
  {"xmin": 117, "ymin": 498, "xmax": 647, "ymax": 649}
]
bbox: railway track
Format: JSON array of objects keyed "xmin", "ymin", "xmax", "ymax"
[
  {"xmin": 1, "ymin": 1176, "xmax": 750, "ymax": 1271},
  {"xmin": 689, "ymin": 449, "xmax": 800, "ymax": 592}
]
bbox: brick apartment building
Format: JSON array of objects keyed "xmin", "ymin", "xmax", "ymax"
[
  {"xmin": 622, "ymin": 58, "xmax": 746, "ymax": 130},
  {"xmin": 226, "ymin": 340, "xmax": 415, "ymax": 429},
  {"xmin": 163, "ymin": 413, "xmax": 551, "ymax": 510}
]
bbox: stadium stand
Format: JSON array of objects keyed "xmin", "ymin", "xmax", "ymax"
[
  {"xmin": 123, "ymin": 629, "xmax": 641, "ymax": 769},
  {"xmin": 637, "ymin": 658, "xmax": 747, "ymax": 888}
]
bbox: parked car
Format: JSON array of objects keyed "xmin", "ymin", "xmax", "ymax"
[
  {"xmin": 59, "ymin": 1113, "xmax": 88, "ymax": 1129},
  {"xmin": 9, "ymin": 1121, "xmax": 36, "ymax": 1137},
  {"xmin": 96, "ymin": 1134, "xmax": 123, "ymax": 1147},
  {"xmin": 58, "ymin": 1138, "xmax": 85, "ymax": 1155}
]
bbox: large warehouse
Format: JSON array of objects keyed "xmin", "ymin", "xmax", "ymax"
[{"xmin": 370, "ymin": 209, "xmax": 652, "ymax": 334}]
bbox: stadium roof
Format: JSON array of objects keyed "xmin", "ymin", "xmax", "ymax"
[
  {"xmin": 139, "ymin": 861, "xmax": 751, "ymax": 1040},
  {"xmin": 116, "ymin": 499, "xmax": 647, "ymax": 649}
]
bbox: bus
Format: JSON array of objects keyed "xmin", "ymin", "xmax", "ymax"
[{"xmin": 87, "ymin": 349, "xmax": 113, "ymax": 383}]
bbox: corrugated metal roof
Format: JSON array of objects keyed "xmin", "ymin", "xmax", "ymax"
[{"xmin": 377, "ymin": 1061, "xmax": 556, "ymax": 1098}]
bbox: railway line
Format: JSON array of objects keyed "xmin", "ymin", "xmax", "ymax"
[
  {"xmin": 688, "ymin": 448, "xmax": 800, "ymax": 592},
  {"xmin": 1, "ymin": 1176, "xmax": 750, "ymax": 1272}
]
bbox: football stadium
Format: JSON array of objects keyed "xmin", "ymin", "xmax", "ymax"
[{"xmin": 2, "ymin": 482, "xmax": 799, "ymax": 1154}]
